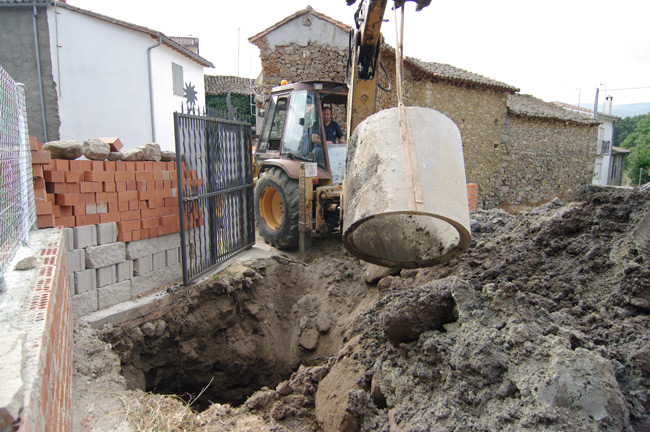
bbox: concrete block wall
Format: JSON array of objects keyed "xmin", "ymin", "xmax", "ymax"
[{"xmin": 64, "ymin": 223, "xmax": 183, "ymax": 318}]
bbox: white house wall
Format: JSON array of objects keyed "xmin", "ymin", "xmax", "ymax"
[
  {"xmin": 47, "ymin": 6, "xmax": 206, "ymax": 153},
  {"xmin": 149, "ymin": 49, "xmax": 206, "ymax": 152},
  {"xmin": 263, "ymin": 16, "xmax": 348, "ymax": 50}
]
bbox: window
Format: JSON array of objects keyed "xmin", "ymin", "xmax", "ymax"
[{"xmin": 172, "ymin": 63, "xmax": 183, "ymax": 96}]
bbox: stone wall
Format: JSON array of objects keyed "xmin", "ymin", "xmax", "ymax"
[{"xmin": 500, "ymin": 115, "xmax": 597, "ymax": 205}]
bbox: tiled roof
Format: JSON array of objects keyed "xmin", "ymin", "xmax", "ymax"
[
  {"xmin": 249, "ymin": 6, "xmax": 351, "ymax": 44},
  {"xmin": 404, "ymin": 55, "xmax": 519, "ymax": 93},
  {"xmin": 170, "ymin": 36, "xmax": 199, "ymax": 48},
  {"xmin": 0, "ymin": 1, "xmax": 214, "ymax": 67},
  {"xmin": 552, "ymin": 101, "xmax": 622, "ymax": 121},
  {"xmin": 612, "ymin": 146, "xmax": 630, "ymax": 154},
  {"xmin": 507, "ymin": 94, "xmax": 599, "ymax": 125},
  {"xmin": 205, "ymin": 75, "xmax": 260, "ymax": 96}
]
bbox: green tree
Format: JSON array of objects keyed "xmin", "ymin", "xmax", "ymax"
[
  {"xmin": 622, "ymin": 115, "xmax": 650, "ymax": 185},
  {"xmin": 615, "ymin": 113, "xmax": 649, "ymax": 148}
]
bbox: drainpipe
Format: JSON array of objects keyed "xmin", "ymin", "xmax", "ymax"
[
  {"xmin": 147, "ymin": 35, "xmax": 162, "ymax": 142},
  {"xmin": 33, "ymin": 4, "xmax": 48, "ymax": 142}
]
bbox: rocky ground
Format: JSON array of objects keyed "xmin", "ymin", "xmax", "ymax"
[{"xmin": 74, "ymin": 186, "xmax": 650, "ymax": 431}]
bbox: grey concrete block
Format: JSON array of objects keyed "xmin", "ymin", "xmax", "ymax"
[
  {"xmin": 97, "ymin": 222, "xmax": 118, "ymax": 245},
  {"xmin": 96, "ymin": 265, "xmax": 117, "ymax": 288},
  {"xmin": 131, "ymin": 264, "xmax": 182, "ymax": 297},
  {"xmin": 67, "ymin": 249, "xmax": 85, "ymax": 273},
  {"xmin": 73, "ymin": 225, "xmax": 97, "ymax": 249},
  {"xmin": 0, "ymin": 331, "xmax": 25, "ymax": 427},
  {"xmin": 74, "ymin": 269, "xmax": 96, "ymax": 295},
  {"xmin": 133, "ymin": 255, "xmax": 152, "ymax": 276},
  {"xmin": 85, "ymin": 242, "xmax": 126, "ymax": 269},
  {"xmin": 116, "ymin": 260, "xmax": 133, "ymax": 282},
  {"xmin": 97, "ymin": 280, "xmax": 132, "ymax": 309},
  {"xmin": 152, "ymin": 251, "xmax": 165, "ymax": 271},
  {"xmin": 63, "ymin": 228, "xmax": 74, "ymax": 251},
  {"xmin": 126, "ymin": 233, "xmax": 181, "ymax": 260},
  {"xmin": 69, "ymin": 273, "xmax": 75, "ymax": 296},
  {"xmin": 72, "ymin": 291, "xmax": 99, "ymax": 318},
  {"xmin": 165, "ymin": 248, "xmax": 179, "ymax": 266}
]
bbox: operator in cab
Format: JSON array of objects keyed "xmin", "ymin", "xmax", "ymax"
[{"xmin": 322, "ymin": 106, "xmax": 345, "ymax": 144}]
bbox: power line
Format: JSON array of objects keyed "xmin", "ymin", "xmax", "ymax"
[{"xmin": 606, "ymin": 86, "xmax": 650, "ymax": 91}]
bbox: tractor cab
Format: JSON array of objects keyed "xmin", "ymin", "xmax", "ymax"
[{"xmin": 255, "ymin": 81, "xmax": 348, "ymax": 185}]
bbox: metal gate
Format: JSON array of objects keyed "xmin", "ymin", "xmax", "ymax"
[{"xmin": 174, "ymin": 109, "xmax": 255, "ymax": 285}]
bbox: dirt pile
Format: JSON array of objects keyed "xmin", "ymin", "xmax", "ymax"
[{"xmin": 75, "ymin": 186, "xmax": 650, "ymax": 431}]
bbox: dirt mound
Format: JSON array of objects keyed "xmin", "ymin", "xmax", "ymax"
[{"xmin": 75, "ymin": 187, "xmax": 650, "ymax": 431}]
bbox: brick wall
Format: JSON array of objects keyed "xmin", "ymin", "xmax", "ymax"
[
  {"xmin": 30, "ymin": 139, "xmax": 203, "ymax": 240},
  {"xmin": 18, "ymin": 231, "xmax": 73, "ymax": 432}
]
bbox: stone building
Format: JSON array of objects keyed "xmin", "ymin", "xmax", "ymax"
[{"xmin": 249, "ymin": 6, "xmax": 599, "ymax": 208}]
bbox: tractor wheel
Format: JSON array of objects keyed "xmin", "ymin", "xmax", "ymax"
[{"xmin": 254, "ymin": 168, "xmax": 300, "ymax": 249}]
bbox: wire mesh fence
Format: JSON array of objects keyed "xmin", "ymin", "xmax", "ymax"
[{"xmin": 0, "ymin": 66, "xmax": 36, "ymax": 289}]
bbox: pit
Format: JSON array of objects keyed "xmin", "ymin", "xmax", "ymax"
[{"xmin": 101, "ymin": 243, "xmax": 377, "ymax": 411}]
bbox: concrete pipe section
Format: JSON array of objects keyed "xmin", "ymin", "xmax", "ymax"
[{"xmin": 343, "ymin": 106, "xmax": 471, "ymax": 268}]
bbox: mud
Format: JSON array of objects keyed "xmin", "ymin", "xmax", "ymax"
[{"xmin": 76, "ymin": 186, "xmax": 650, "ymax": 431}]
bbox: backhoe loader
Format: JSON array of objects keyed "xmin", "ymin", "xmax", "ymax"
[{"xmin": 253, "ymin": 0, "xmax": 471, "ymax": 268}]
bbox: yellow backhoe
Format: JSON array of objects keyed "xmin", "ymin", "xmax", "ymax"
[{"xmin": 254, "ymin": 0, "xmax": 471, "ymax": 269}]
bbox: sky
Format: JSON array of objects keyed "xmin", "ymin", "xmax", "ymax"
[{"xmin": 69, "ymin": 0, "xmax": 650, "ymax": 108}]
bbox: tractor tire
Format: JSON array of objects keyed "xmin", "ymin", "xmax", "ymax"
[{"xmin": 254, "ymin": 167, "xmax": 300, "ymax": 249}]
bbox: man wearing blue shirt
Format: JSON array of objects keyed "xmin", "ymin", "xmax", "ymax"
[{"xmin": 322, "ymin": 107, "xmax": 345, "ymax": 144}]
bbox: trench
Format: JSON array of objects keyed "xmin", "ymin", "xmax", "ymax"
[{"xmin": 101, "ymin": 249, "xmax": 377, "ymax": 411}]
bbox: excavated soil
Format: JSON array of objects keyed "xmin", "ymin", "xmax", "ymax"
[{"xmin": 73, "ymin": 186, "xmax": 650, "ymax": 431}]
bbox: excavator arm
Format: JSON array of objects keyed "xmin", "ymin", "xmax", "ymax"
[{"xmin": 345, "ymin": 0, "xmax": 431, "ymax": 138}]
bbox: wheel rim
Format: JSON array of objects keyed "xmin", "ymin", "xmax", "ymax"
[{"xmin": 260, "ymin": 186, "xmax": 284, "ymax": 230}]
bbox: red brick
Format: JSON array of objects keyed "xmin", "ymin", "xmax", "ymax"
[
  {"xmin": 164, "ymin": 197, "xmax": 178, "ymax": 207},
  {"xmin": 70, "ymin": 160, "xmax": 92, "ymax": 171},
  {"xmin": 115, "ymin": 182, "xmax": 127, "ymax": 192},
  {"xmin": 43, "ymin": 160, "xmax": 57, "ymax": 171},
  {"xmin": 160, "ymin": 214, "xmax": 179, "ymax": 226},
  {"xmin": 141, "ymin": 217, "xmax": 159, "ymax": 229},
  {"xmin": 55, "ymin": 194, "xmax": 78, "ymax": 206},
  {"xmin": 85, "ymin": 203, "xmax": 97, "ymax": 215},
  {"xmin": 103, "ymin": 181, "xmax": 116, "ymax": 192},
  {"xmin": 37, "ymin": 214, "xmax": 55, "ymax": 228},
  {"xmin": 154, "ymin": 171, "xmax": 164, "ymax": 181},
  {"xmin": 77, "ymin": 193, "xmax": 96, "ymax": 204},
  {"xmin": 136, "ymin": 171, "xmax": 154, "ymax": 182},
  {"xmin": 120, "ymin": 209, "xmax": 141, "ymax": 221},
  {"xmin": 32, "ymin": 164, "xmax": 44, "ymax": 178},
  {"xmin": 115, "ymin": 171, "xmax": 135, "ymax": 182},
  {"xmin": 29, "ymin": 137, "xmax": 39, "ymax": 151},
  {"xmin": 153, "ymin": 162, "xmax": 164, "ymax": 171},
  {"xmin": 35, "ymin": 199, "xmax": 53, "ymax": 215},
  {"xmin": 46, "ymin": 193, "xmax": 55, "ymax": 204},
  {"xmin": 100, "ymin": 212, "xmax": 120, "ymax": 223},
  {"xmin": 104, "ymin": 161, "xmax": 117, "ymax": 171},
  {"xmin": 115, "ymin": 161, "xmax": 127, "ymax": 171},
  {"xmin": 31, "ymin": 149, "xmax": 52, "ymax": 164},
  {"xmin": 43, "ymin": 170, "xmax": 65, "ymax": 183},
  {"xmin": 155, "ymin": 179, "xmax": 164, "ymax": 189},
  {"xmin": 73, "ymin": 204, "xmax": 87, "ymax": 216},
  {"xmin": 118, "ymin": 201, "xmax": 129, "ymax": 212},
  {"xmin": 156, "ymin": 189, "xmax": 172, "ymax": 199},
  {"xmin": 128, "ymin": 200, "xmax": 140, "ymax": 210},
  {"xmin": 47, "ymin": 183, "xmax": 79, "ymax": 194},
  {"xmin": 141, "ymin": 208, "xmax": 158, "ymax": 219},
  {"xmin": 65, "ymin": 171, "xmax": 84, "ymax": 183},
  {"xmin": 140, "ymin": 229, "xmax": 151, "ymax": 239},
  {"xmin": 80, "ymin": 182, "xmax": 102, "ymax": 193},
  {"xmin": 138, "ymin": 189, "xmax": 155, "ymax": 200},
  {"xmin": 108, "ymin": 202, "xmax": 119, "ymax": 213},
  {"xmin": 84, "ymin": 171, "xmax": 114, "ymax": 182},
  {"xmin": 91, "ymin": 161, "xmax": 104, "ymax": 171},
  {"xmin": 52, "ymin": 205, "xmax": 73, "ymax": 217},
  {"xmin": 53, "ymin": 159, "xmax": 69, "ymax": 170},
  {"xmin": 96, "ymin": 192, "xmax": 117, "ymax": 203},
  {"xmin": 126, "ymin": 180, "xmax": 137, "ymax": 191},
  {"xmin": 96, "ymin": 202, "xmax": 108, "ymax": 214},
  {"xmin": 158, "ymin": 206, "xmax": 178, "ymax": 216},
  {"xmin": 117, "ymin": 230, "xmax": 133, "ymax": 242},
  {"xmin": 54, "ymin": 216, "xmax": 76, "ymax": 228},
  {"xmin": 101, "ymin": 137, "xmax": 123, "ymax": 152},
  {"xmin": 76, "ymin": 214, "xmax": 100, "ymax": 226},
  {"xmin": 117, "ymin": 219, "xmax": 141, "ymax": 232},
  {"xmin": 125, "ymin": 161, "xmax": 137, "ymax": 171},
  {"xmin": 136, "ymin": 180, "xmax": 148, "ymax": 190},
  {"xmin": 156, "ymin": 198, "xmax": 166, "ymax": 207},
  {"xmin": 171, "ymin": 179, "xmax": 178, "ymax": 188},
  {"xmin": 117, "ymin": 190, "xmax": 138, "ymax": 201}
]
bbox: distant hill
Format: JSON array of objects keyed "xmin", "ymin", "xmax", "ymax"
[
  {"xmin": 612, "ymin": 103, "xmax": 650, "ymax": 118},
  {"xmin": 578, "ymin": 102, "xmax": 650, "ymax": 118}
]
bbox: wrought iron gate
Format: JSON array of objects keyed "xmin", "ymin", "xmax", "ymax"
[{"xmin": 174, "ymin": 109, "xmax": 255, "ymax": 285}]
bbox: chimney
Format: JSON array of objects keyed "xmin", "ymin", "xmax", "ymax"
[{"xmin": 604, "ymin": 96, "xmax": 613, "ymax": 115}]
